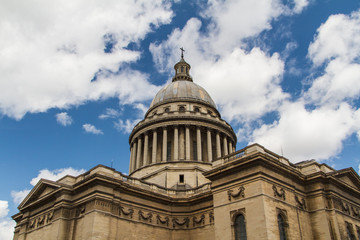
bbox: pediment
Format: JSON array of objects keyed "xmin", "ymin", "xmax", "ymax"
[
  {"xmin": 332, "ymin": 168, "xmax": 360, "ymax": 191},
  {"xmin": 18, "ymin": 179, "xmax": 62, "ymax": 209}
]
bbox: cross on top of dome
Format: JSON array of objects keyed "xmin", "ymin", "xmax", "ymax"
[{"xmin": 172, "ymin": 48, "xmax": 192, "ymax": 82}]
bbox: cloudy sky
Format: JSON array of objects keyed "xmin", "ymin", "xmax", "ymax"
[{"xmin": 1, "ymin": 0, "xmax": 360, "ymax": 238}]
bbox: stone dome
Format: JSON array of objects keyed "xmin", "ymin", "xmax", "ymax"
[{"xmin": 150, "ymin": 80, "xmax": 216, "ymax": 108}]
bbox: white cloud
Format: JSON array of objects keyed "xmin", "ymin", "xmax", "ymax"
[
  {"xmin": 11, "ymin": 190, "xmax": 31, "ymax": 205},
  {"xmin": 306, "ymin": 10, "xmax": 360, "ymax": 107},
  {"xmin": 308, "ymin": 11, "xmax": 360, "ymax": 66},
  {"xmin": 83, "ymin": 123, "xmax": 104, "ymax": 135},
  {"xmin": 293, "ymin": 0, "xmax": 309, "ymax": 14},
  {"xmin": 55, "ymin": 112, "xmax": 73, "ymax": 126},
  {"xmin": 0, "ymin": 201, "xmax": 9, "ymax": 218},
  {"xmin": 99, "ymin": 108, "xmax": 122, "ymax": 119},
  {"xmin": 249, "ymin": 9, "xmax": 360, "ymax": 162},
  {"xmin": 150, "ymin": 25, "xmax": 288, "ymax": 123},
  {"xmin": 251, "ymin": 101, "xmax": 360, "ymax": 162},
  {"xmin": 195, "ymin": 48, "xmax": 287, "ymax": 122},
  {"xmin": 114, "ymin": 119, "xmax": 141, "ymax": 134},
  {"xmin": 0, "ymin": 201, "xmax": 15, "ymax": 240},
  {"xmin": 30, "ymin": 167, "xmax": 86, "ymax": 186},
  {"xmin": 0, "ymin": 0, "xmax": 172, "ymax": 119}
]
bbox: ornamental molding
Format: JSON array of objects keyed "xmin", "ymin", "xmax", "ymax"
[
  {"xmin": 192, "ymin": 214, "xmax": 205, "ymax": 227},
  {"xmin": 227, "ymin": 186, "xmax": 245, "ymax": 201},
  {"xmin": 138, "ymin": 210, "xmax": 153, "ymax": 223},
  {"xmin": 273, "ymin": 185, "xmax": 286, "ymax": 201},
  {"xmin": 295, "ymin": 195, "xmax": 306, "ymax": 210}
]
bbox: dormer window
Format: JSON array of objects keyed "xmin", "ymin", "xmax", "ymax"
[
  {"xmin": 164, "ymin": 107, "xmax": 170, "ymax": 113},
  {"xmin": 194, "ymin": 107, "xmax": 200, "ymax": 112}
]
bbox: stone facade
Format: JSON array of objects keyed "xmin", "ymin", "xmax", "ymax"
[{"xmin": 12, "ymin": 57, "xmax": 360, "ymax": 240}]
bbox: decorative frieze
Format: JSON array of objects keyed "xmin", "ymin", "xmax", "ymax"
[
  {"xmin": 227, "ymin": 186, "xmax": 245, "ymax": 201},
  {"xmin": 75, "ymin": 204, "xmax": 86, "ymax": 217},
  {"xmin": 351, "ymin": 206, "xmax": 359, "ymax": 218},
  {"xmin": 273, "ymin": 185, "xmax": 286, "ymax": 201},
  {"xmin": 172, "ymin": 217, "xmax": 190, "ymax": 228},
  {"xmin": 138, "ymin": 210, "xmax": 153, "ymax": 223},
  {"xmin": 27, "ymin": 210, "xmax": 54, "ymax": 230},
  {"xmin": 295, "ymin": 195, "xmax": 306, "ymax": 210},
  {"xmin": 209, "ymin": 211, "xmax": 214, "ymax": 224},
  {"xmin": 156, "ymin": 215, "xmax": 169, "ymax": 226},
  {"xmin": 120, "ymin": 206, "xmax": 134, "ymax": 218},
  {"xmin": 192, "ymin": 214, "xmax": 205, "ymax": 227},
  {"xmin": 341, "ymin": 202, "xmax": 350, "ymax": 215}
]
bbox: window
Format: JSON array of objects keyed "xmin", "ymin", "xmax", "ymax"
[
  {"xmin": 207, "ymin": 110, "xmax": 212, "ymax": 115},
  {"xmin": 193, "ymin": 141, "xmax": 197, "ymax": 160},
  {"xmin": 179, "ymin": 174, "xmax": 184, "ymax": 183},
  {"xmin": 346, "ymin": 222, "xmax": 354, "ymax": 240},
  {"xmin": 278, "ymin": 214, "xmax": 287, "ymax": 240},
  {"xmin": 164, "ymin": 107, "xmax": 170, "ymax": 113},
  {"xmin": 194, "ymin": 107, "xmax": 200, "ymax": 112},
  {"xmin": 179, "ymin": 106, "xmax": 185, "ymax": 112},
  {"xmin": 356, "ymin": 226, "xmax": 360, "ymax": 240},
  {"xmin": 181, "ymin": 66, "xmax": 184, "ymax": 73},
  {"xmin": 234, "ymin": 214, "xmax": 247, "ymax": 240},
  {"xmin": 167, "ymin": 141, "xmax": 171, "ymax": 161}
]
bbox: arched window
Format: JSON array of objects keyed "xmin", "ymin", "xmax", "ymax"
[
  {"xmin": 278, "ymin": 214, "xmax": 287, "ymax": 240},
  {"xmin": 164, "ymin": 107, "xmax": 170, "ymax": 113},
  {"xmin": 234, "ymin": 214, "xmax": 247, "ymax": 240},
  {"xmin": 194, "ymin": 107, "xmax": 200, "ymax": 112},
  {"xmin": 346, "ymin": 222, "xmax": 354, "ymax": 240},
  {"xmin": 179, "ymin": 106, "xmax": 185, "ymax": 112}
]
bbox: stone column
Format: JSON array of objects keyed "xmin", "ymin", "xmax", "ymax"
[
  {"xmin": 216, "ymin": 131, "xmax": 221, "ymax": 158},
  {"xmin": 162, "ymin": 127, "xmax": 167, "ymax": 162},
  {"xmin": 196, "ymin": 127, "xmax": 202, "ymax": 161},
  {"xmin": 207, "ymin": 129, "xmax": 212, "ymax": 162},
  {"xmin": 136, "ymin": 136, "xmax": 142, "ymax": 169},
  {"xmin": 129, "ymin": 143, "xmax": 134, "ymax": 173},
  {"xmin": 185, "ymin": 125, "xmax": 190, "ymax": 160},
  {"xmin": 223, "ymin": 136, "xmax": 228, "ymax": 156},
  {"xmin": 229, "ymin": 141, "xmax": 233, "ymax": 154},
  {"xmin": 152, "ymin": 129, "xmax": 157, "ymax": 163},
  {"xmin": 132, "ymin": 140, "xmax": 137, "ymax": 171},
  {"xmin": 143, "ymin": 132, "xmax": 149, "ymax": 166},
  {"xmin": 174, "ymin": 126, "xmax": 179, "ymax": 161}
]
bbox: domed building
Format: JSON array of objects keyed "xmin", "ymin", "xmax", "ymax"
[
  {"xmin": 128, "ymin": 55, "xmax": 236, "ymax": 190},
  {"xmin": 12, "ymin": 54, "xmax": 360, "ymax": 240}
]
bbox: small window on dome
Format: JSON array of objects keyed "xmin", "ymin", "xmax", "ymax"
[
  {"xmin": 181, "ymin": 66, "xmax": 184, "ymax": 73},
  {"xmin": 164, "ymin": 108, "xmax": 170, "ymax": 113},
  {"xmin": 153, "ymin": 111, "xmax": 157, "ymax": 115},
  {"xmin": 186, "ymin": 67, "xmax": 188, "ymax": 74},
  {"xmin": 207, "ymin": 110, "xmax": 212, "ymax": 115},
  {"xmin": 179, "ymin": 174, "xmax": 184, "ymax": 183},
  {"xmin": 194, "ymin": 107, "xmax": 200, "ymax": 112},
  {"xmin": 179, "ymin": 106, "xmax": 185, "ymax": 112}
]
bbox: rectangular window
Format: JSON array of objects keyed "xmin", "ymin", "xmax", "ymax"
[
  {"xmin": 193, "ymin": 141, "xmax": 197, "ymax": 160},
  {"xmin": 167, "ymin": 141, "xmax": 171, "ymax": 161},
  {"xmin": 179, "ymin": 174, "xmax": 184, "ymax": 183},
  {"xmin": 346, "ymin": 222, "xmax": 354, "ymax": 240}
]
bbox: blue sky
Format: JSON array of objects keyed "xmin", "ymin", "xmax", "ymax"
[{"xmin": 1, "ymin": 0, "xmax": 360, "ymax": 238}]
